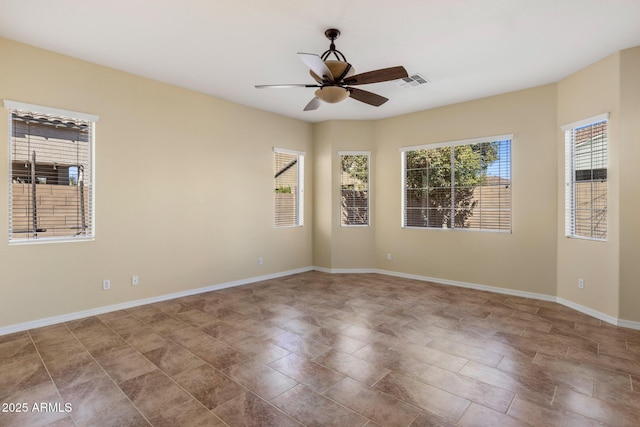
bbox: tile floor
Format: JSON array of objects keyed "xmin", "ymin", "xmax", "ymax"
[{"xmin": 1, "ymin": 271, "xmax": 640, "ymax": 426}]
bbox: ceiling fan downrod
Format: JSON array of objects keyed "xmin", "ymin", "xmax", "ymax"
[{"xmin": 321, "ymin": 28, "xmax": 347, "ymax": 62}]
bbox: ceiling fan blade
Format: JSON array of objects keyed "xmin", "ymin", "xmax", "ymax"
[
  {"xmin": 255, "ymin": 84, "xmax": 319, "ymax": 89},
  {"xmin": 343, "ymin": 66, "xmax": 408, "ymax": 85},
  {"xmin": 298, "ymin": 53, "xmax": 334, "ymax": 82},
  {"xmin": 348, "ymin": 87, "xmax": 388, "ymax": 107},
  {"xmin": 303, "ymin": 97, "xmax": 321, "ymax": 111}
]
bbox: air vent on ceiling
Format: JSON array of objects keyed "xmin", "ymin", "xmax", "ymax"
[{"xmin": 395, "ymin": 73, "xmax": 430, "ymax": 88}]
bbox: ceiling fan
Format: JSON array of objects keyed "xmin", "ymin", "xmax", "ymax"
[{"xmin": 255, "ymin": 29, "xmax": 409, "ymax": 111}]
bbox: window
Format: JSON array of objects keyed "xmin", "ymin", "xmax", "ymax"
[
  {"xmin": 274, "ymin": 148, "xmax": 304, "ymax": 227},
  {"xmin": 401, "ymin": 135, "xmax": 512, "ymax": 232},
  {"xmin": 6, "ymin": 100, "xmax": 98, "ymax": 243},
  {"xmin": 340, "ymin": 152, "xmax": 370, "ymax": 226},
  {"xmin": 562, "ymin": 114, "xmax": 608, "ymax": 240}
]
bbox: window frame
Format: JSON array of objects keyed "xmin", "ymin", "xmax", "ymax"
[
  {"xmin": 339, "ymin": 151, "xmax": 371, "ymax": 227},
  {"xmin": 5, "ymin": 100, "xmax": 98, "ymax": 244},
  {"xmin": 273, "ymin": 147, "xmax": 305, "ymax": 228},
  {"xmin": 562, "ymin": 113, "xmax": 609, "ymax": 241},
  {"xmin": 400, "ymin": 134, "xmax": 513, "ymax": 233}
]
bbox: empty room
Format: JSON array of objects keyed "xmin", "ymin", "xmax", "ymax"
[{"xmin": 1, "ymin": 1, "xmax": 640, "ymax": 426}]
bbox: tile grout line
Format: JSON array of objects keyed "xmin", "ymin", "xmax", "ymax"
[
  {"xmin": 62, "ymin": 319, "xmax": 155, "ymax": 426},
  {"xmin": 26, "ymin": 328, "xmax": 77, "ymax": 426},
  {"xmin": 454, "ymin": 400, "xmax": 473, "ymax": 424},
  {"xmin": 273, "ymin": 381, "xmax": 375, "ymax": 427},
  {"xmin": 549, "ymin": 385, "xmax": 558, "ymax": 405},
  {"xmin": 123, "ymin": 303, "xmax": 339, "ymax": 425},
  {"xmin": 120, "ymin": 307, "xmax": 255, "ymax": 419},
  {"xmin": 504, "ymin": 392, "xmax": 518, "ymax": 416},
  {"xmin": 95, "ymin": 311, "xmax": 232, "ymax": 425},
  {"xmin": 322, "ymin": 375, "xmax": 428, "ymax": 426}
]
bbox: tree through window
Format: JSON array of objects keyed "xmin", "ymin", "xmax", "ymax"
[
  {"xmin": 402, "ymin": 136, "xmax": 512, "ymax": 232},
  {"xmin": 340, "ymin": 152, "xmax": 370, "ymax": 226}
]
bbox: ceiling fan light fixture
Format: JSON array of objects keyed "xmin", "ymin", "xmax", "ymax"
[{"xmin": 315, "ymin": 86, "xmax": 349, "ymax": 103}]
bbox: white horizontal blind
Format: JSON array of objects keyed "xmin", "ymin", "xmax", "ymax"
[
  {"xmin": 7, "ymin": 103, "xmax": 96, "ymax": 242},
  {"xmin": 402, "ymin": 136, "xmax": 512, "ymax": 232},
  {"xmin": 563, "ymin": 116, "xmax": 608, "ymax": 240},
  {"xmin": 274, "ymin": 148, "xmax": 304, "ymax": 227},
  {"xmin": 340, "ymin": 152, "xmax": 370, "ymax": 226}
]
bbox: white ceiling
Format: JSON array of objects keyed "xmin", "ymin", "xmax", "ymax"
[{"xmin": 1, "ymin": 0, "xmax": 640, "ymax": 123}]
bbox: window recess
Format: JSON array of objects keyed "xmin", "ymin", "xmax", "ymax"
[
  {"xmin": 274, "ymin": 148, "xmax": 304, "ymax": 227},
  {"xmin": 401, "ymin": 135, "xmax": 512, "ymax": 232},
  {"xmin": 6, "ymin": 100, "xmax": 98, "ymax": 243},
  {"xmin": 339, "ymin": 151, "xmax": 370, "ymax": 226},
  {"xmin": 562, "ymin": 114, "xmax": 608, "ymax": 240}
]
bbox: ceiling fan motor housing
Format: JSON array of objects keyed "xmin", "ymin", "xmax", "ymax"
[
  {"xmin": 309, "ymin": 60, "xmax": 355, "ymax": 83},
  {"xmin": 326, "ymin": 60, "xmax": 355, "ymax": 80}
]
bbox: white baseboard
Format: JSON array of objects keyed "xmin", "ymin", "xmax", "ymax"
[
  {"xmin": 374, "ymin": 268, "xmax": 558, "ymax": 302},
  {"xmin": 617, "ymin": 318, "xmax": 640, "ymax": 330},
  {"xmin": 2, "ymin": 265, "xmax": 638, "ymax": 335},
  {"xmin": 0, "ymin": 266, "xmax": 313, "ymax": 336},
  {"xmin": 313, "ymin": 267, "xmax": 640, "ymax": 331},
  {"xmin": 555, "ymin": 297, "xmax": 619, "ymax": 326},
  {"xmin": 313, "ymin": 267, "xmax": 376, "ymax": 274}
]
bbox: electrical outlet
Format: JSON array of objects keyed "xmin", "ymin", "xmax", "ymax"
[
  {"xmin": 578, "ymin": 278, "xmax": 584, "ymax": 289},
  {"xmin": 387, "ymin": 253, "xmax": 392, "ymax": 261},
  {"xmin": 102, "ymin": 279, "xmax": 111, "ymax": 291},
  {"xmin": 258, "ymin": 257, "xmax": 264, "ymax": 265},
  {"xmin": 131, "ymin": 275, "xmax": 139, "ymax": 286}
]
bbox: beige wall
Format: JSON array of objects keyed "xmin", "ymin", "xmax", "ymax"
[
  {"xmin": 312, "ymin": 122, "xmax": 333, "ymax": 269},
  {"xmin": 556, "ymin": 52, "xmax": 621, "ymax": 319},
  {"xmin": 312, "ymin": 121, "xmax": 376, "ymax": 270},
  {"xmin": 0, "ymin": 38, "xmax": 313, "ymax": 328},
  {"xmin": 619, "ymin": 47, "xmax": 640, "ymax": 321},
  {"xmin": 2, "ymin": 36, "xmax": 639, "ymax": 330},
  {"xmin": 373, "ymin": 85, "xmax": 559, "ymax": 295}
]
